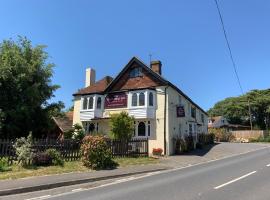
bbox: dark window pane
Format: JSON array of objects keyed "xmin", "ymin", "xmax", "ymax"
[
  {"xmin": 88, "ymin": 97, "xmax": 94, "ymax": 109},
  {"xmin": 149, "ymin": 92, "xmax": 154, "ymax": 106},
  {"xmin": 83, "ymin": 98, "xmax": 88, "ymax": 110},
  {"xmin": 89, "ymin": 123, "xmax": 95, "ymax": 133},
  {"xmin": 139, "ymin": 93, "xmax": 145, "ymax": 106},
  {"xmin": 130, "ymin": 67, "xmax": 142, "ymax": 78},
  {"xmin": 97, "ymin": 97, "xmax": 102, "ymax": 109},
  {"xmin": 132, "ymin": 93, "xmax": 137, "ymax": 106},
  {"xmin": 138, "ymin": 122, "xmax": 146, "ymax": 136}
]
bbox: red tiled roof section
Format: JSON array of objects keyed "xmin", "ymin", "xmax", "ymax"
[
  {"xmin": 74, "ymin": 76, "xmax": 113, "ymax": 95},
  {"xmin": 53, "ymin": 111, "xmax": 74, "ymax": 133}
]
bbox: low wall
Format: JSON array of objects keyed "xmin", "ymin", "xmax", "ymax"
[{"xmin": 232, "ymin": 130, "xmax": 269, "ymax": 140}]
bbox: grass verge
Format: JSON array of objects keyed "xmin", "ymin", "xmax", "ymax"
[{"xmin": 0, "ymin": 157, "xmax": 159, "ymax": 180}]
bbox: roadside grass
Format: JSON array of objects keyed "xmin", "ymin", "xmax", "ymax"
[
  {"xmin": 0, "ymin": 157, "xmax": 159, "ymax": 180},
  {"xmin": 114, "ymin": 157, "xmax": 159, "ymax": 168}
]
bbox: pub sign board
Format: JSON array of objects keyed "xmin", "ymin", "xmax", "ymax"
[
  {"xmin": 176, "ymin": 106, "xmax": 185, "ymax": 117},
  {"xmin": 105, "ymin": 93, "xmax": 127, "ymax": 109}
]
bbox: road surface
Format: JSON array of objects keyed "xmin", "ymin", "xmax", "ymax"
[{"xmin": 15, "ymin": 146, "xmax": 270, "ymax": 200}]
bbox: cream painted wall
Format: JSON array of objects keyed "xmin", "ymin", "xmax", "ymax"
[
  {"xmin": 166, "ymin": 87, "xmax": 208, "ymax": 155},
  {"xmin": 73, "ymin": 96, "xmax": 82, "ymax": 125},
  {"xmin": 148, "ymin": 86, "xmax": 167, "ymax": 156},
  {"xmin": 72, "ymin": 85, "xmax": 208, "ymax": 156}
]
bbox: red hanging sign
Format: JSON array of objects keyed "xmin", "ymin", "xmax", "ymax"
[{"xmin": 105, "ymin": 93, "xmax": 127, "ymax": 109}]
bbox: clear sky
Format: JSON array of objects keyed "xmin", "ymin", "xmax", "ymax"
[{"xmin": 1, "ymin": 0, "xmax": 269, "ymax": 111}]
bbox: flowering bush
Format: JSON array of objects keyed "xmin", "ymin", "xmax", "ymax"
[
  {"xmin": 14, "ymin": 134, "xmax": 34, "ymax": 166},
  {"xmin": 80, "ymin": 135, "xmax": 117, "ymax": 170},
  {"xmin": 152, "ymin": 148, "xmax": 163, "ymax": 156}
]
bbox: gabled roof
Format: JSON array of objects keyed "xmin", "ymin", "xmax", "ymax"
[
  {"xmin": 73, "ymin": 76, "xmax": 113, "ymax": 96},
  {"xmin": 104, "ymin": 57, "xmax": 168, "ymax": 92},
  {"xmin": 73, "ymin": 57, "xmax": 208, "ymax": 115},
  {"xmin": 105, "ymin": 57, "xmax": 208, "ymax": 115},
  {"xmin": 53, "ymin": 111, "xmax": 73, "ymax": 133}
]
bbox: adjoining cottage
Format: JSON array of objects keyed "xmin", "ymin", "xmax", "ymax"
[
  {"xmin": 208, "ymin": 116, "xmax": 250, "ymax": 131},
  {"xmin": 72, "ymin": 57, "xmax": 208, "ymax": 155}
]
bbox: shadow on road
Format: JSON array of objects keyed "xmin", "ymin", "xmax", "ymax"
[{"xmin": 173, "ymin": 143, "xmax": 221, "ymax": 157}]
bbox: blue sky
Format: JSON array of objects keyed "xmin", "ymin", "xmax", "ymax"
[{"xmin": 1, "ymin": 0, "xmax": 269, "ymax": 111}]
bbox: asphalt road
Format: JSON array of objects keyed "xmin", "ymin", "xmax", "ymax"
[{"xmin": 22, "ymin": 146, "xmax": 269, "ymax": 200}]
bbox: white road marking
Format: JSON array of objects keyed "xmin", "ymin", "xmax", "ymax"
[
  {"xmin": 25, "ymin": 195, "xmax": 51, "ymax": 200},
  {"xmin": 214, "ymin": 171, "xmax": 257, "ymax": 190},
  {"xmin": 266, "ymin": 164, "xmax": 270, "ymax": 167},
  {"xmin": 72, "ymin": 188, "xmax": 86, "ymax": 192}
]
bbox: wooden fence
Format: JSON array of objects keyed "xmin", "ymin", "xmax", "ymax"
[
  {"xmin": 0, "ymin": 138, "xmax": 149, "ymax": 163},
  {"xmin": 232, "ymin": 130, "xmax": 269, "ymax": 140},
  {"xmin": 109, "ymin": 139, "xmax": 149, "ymax": 157}
]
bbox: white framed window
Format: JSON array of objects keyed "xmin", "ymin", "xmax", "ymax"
[
  {"xmin": 139, "ymin": 93, "xmax": 145, "ymax": 106},
  {"xmin": 132, "ymin": 93, "xmax": 138, "ymax": 106},
  {"xmin": 133, "ymin": 120, "xmax": 152, "ymax": 138}
]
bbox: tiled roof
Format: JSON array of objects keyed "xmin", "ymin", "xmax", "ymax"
[
  {"xmin": 73, "ymin": 76, "xmax": 113, "ymax": 96},
  {"xmin": 53, "ymin": 111, "xmax": 73, "ymax": 133}
]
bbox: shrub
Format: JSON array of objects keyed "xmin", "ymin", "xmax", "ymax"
[
  {"xmin": 32, "ymin": 152, "xmax": 52, "ymax": 166},
  {"xmin": 209, "ymin": 128, "xmax": 235, "ymax": 142},
  {"xmin": 46, "ymin": 149, "xmax": 64, "ymax": 166},
  {"xmin": 198, "ymin": 133, "xmax": 215, "ymax": 145},
  {"xmin": 109, "ymin": 112, "xmax": 135, "ymax": 140},
  {"xmin": 64, "ymin": 123, "xmax": 85, "ymax": 140},
  {"xmin": 80, "ymin": 135, "xmax": 117, "ymax": 170},
  {"xmin": 13, "ymin": 134, "xmax": 34, "ymax": 166},
  {"xmin": 185, "ymin": 135, "xmax": 194, "ymax": 151},
  {"xmin": 0, "ymin": 157, "xmax": 10, "ymax": 172}
]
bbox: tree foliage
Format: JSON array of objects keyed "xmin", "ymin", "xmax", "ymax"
[
  {"xmin": 0, "ymin": 37, "xmax": 64, "ymax": 138},
  {"xmin": 109, "ymin": 112, "xmax": 135, "ymax": 140},
  {"xmin": 208, "ymin": 89, "xmax": 270, "ymax": 130}
]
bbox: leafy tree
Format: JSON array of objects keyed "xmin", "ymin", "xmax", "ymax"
[
  {"xmin": 0, "ymin": 37, "xmax": 63, "ymax": 138},
  {"xmin": 109, "ymin": 112, "xmax": 135, "ymax": 140},
  {"xmin": 208, "ymin": 89, "xmax": 270, "ymax": 130}
]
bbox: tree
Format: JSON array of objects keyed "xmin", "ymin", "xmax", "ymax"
[
  {"xmin": 208, "ymin": 89, "xmax": 270, "ymax": 130},
  {"xmin": 0, "ymin": 37, "xmax": 64, "ymax": 138},
  {"xmin": 109, "ymin": 112, "xmax": 135, "ymax": 140}
]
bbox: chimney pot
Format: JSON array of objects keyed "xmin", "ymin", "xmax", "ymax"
[
  {"xmin": 150, "ymin": 60, "xmax": 162, "ymax": 75},
  {"xmin": 85, "ymin": 68, "xmax": 96, "ymax": 87}
]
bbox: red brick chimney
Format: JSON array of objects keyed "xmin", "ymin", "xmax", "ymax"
[{"xmin": 150, "ymin": 60, "xmax": 162, "ymax": 75}]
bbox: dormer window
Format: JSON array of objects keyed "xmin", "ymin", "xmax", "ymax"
[{"xmin": 130, "ymin": 67, "xmax": 142, "ymax": 78}]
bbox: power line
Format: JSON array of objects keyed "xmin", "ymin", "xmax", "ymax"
[
  {"xmin": 214, "ymin": 0, "xmax": 244, "ymax": 95},
  {"xmin": 214, "ymin": 0, "xmax": 253, "ymax": 130}
]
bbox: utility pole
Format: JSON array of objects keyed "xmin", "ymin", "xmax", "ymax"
[{"xmin": 248, "ymin": 99, "xmax": 253, "ymax": 130}]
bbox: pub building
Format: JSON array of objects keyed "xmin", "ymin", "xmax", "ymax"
[{"xmin": 72, "ymin": 57, "xmax": 208, "ymax": 155}]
